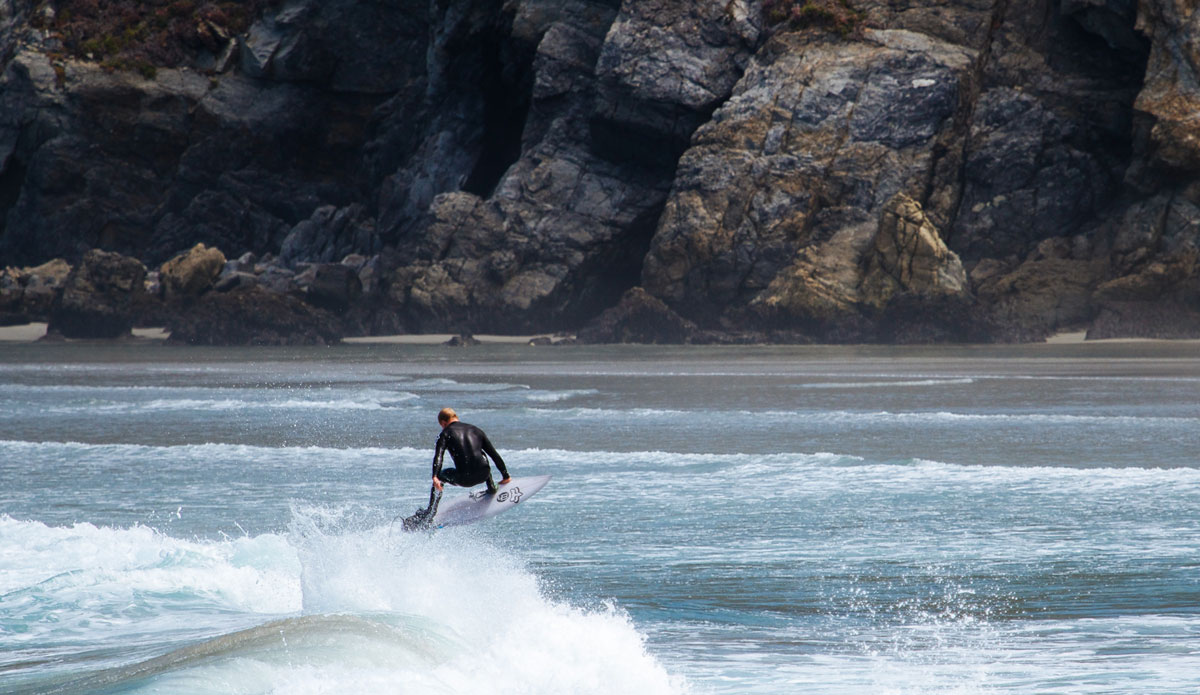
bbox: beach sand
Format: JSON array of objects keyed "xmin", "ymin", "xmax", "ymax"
[
  {"xmin": 0, "ymin": 323, "xmax": 558, "ymax": 345},
  {"xmin": 0, "ymin": 322, "xmax": 1194, "ymax": 345},
  {"xmin": 0, "ymin": 324, "xmax": 169, "ymax": 342}
]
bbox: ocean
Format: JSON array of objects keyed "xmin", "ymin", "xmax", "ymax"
[{"xmin": 1, "ymin": 340, "xmax": 1198, "ymax": 694}]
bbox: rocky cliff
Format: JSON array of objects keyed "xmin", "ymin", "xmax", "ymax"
[{"xmin": 1, "ymin": 0, "xmax": 1198, "ymax": 343}]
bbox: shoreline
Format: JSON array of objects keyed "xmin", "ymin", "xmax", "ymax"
[{"xmin": 1, "ymin": 322, "xmax": 1197, "ymax": 346}]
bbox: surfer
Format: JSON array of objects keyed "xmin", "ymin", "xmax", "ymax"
[{"xmin": 405, "ymin": 408, "xmax": 511, "ymax": 529}]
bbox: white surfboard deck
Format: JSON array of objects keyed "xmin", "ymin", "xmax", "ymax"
[{"xmin": 431, "ymin": 474, "xmax": 551, "ymax": 528}]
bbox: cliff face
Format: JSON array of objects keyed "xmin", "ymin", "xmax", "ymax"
[{"xmin": 1, "ymin": 0, "xmax": 1198, "ymax": 341}]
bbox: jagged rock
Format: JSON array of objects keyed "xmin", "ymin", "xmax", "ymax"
[
  {"xmin": 159, "ymin": 244, "xmax": 227, "ymax": 300},
  {"xmin": 279, "ymin": 205, "xmax": 378, "ymax": 269},
  {"xmin": 377, "ymin": 0, "xmax": 765, "ymax": 334},
  {"xmin": 1133, "ymin": 0, "xmax": 1200, "ymax": 174},
  {"xmin": 47, "ymin": 249, "xmax": 146, "ymax": 339},
  {"xmin": 643, "ymin": 30, "xmax": 975, "ymax": 330},
  {"xmin": 576, "ymin": 287, "xmax": 697, "ymax": 344},
  {"xmin": 593, "ymin": 0, "xmax": 763, "ymax": 156},
  {"xmin": 1, "ymin": 0, "xmax": 1197, "ymax": 344},
  {"xmin": 0, "ymin": 258, "xmax": 71, "ymax": 322},
  {"xmin": 0, "ymin": 1, "xmax": 406, "ymax": 267},
  {"xmin": 165, "ymin": 284, "xmax": 342, "ymax": 346},
  {"xmin": 239, "ymin": 0, "xmax": 426, "ymax": 93}
]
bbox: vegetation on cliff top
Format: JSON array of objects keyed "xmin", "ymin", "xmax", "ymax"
[
  {"xmin": 32, "ymin": 0, "xmax": 273, "ymax": 76},
  {"xmin": 763, "ymin": 0, "xmax": 864, "ymax": 37}
]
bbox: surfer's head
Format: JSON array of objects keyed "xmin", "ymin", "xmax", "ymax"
[{"xmin": 438, "ymin": 407, "xmax": 458, "ymax": 427}]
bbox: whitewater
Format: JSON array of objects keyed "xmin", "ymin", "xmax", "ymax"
[{"xmin": 1, "ymin": 340, "xmax": 1198, "ymax": 694}]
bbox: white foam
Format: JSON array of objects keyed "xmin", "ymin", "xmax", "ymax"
[{"xmin": 0, "ymin": 513, "xmax": 686, "ymax": 695}]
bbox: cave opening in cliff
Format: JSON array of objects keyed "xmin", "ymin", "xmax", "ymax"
[
  {"xmin": 567, "ymin": 204, "xmax": 664, "ymax": 327},
  {"xmin": 0, "ymin": 157, "xmax": 27, "ymax": 260},
  {"xmin": 1050, "ymin": 0, "xmax": 1150, "ymax": 162},
  {"xmin": 461, "ymin": 37, "xmax": 532, "ymax": 198}
]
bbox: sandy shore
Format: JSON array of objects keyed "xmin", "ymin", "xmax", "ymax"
[
  {"xmin": 0, "ymin": 323, "xmax": 168, "ymax": 342},
  {"xmin": 1, "ymin": 322, "xmax": 1195, "ymax": 345},
  {"xmin": 0, "ymin": 323, "xmax": 558, "ymax": 344}
]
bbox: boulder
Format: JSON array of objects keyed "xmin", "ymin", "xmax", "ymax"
[
  {"xmin": 443, "ymin": 333, "xmax": 481, "ymax": 347},
  {"xmin": 576, "ymin": 287, "xmax": 697, "ymax": 344},
  {"xmin": 0, "ymin": 258, "xmax": 71, "ymax": 322},
  {"xmin": 159, "ymin": 244, "xmax": 227, "ymax": 300},
  {"xmin": 165, "ymin": 284, "xmax": 342, "ymax": 346},
  {"xmin": 47, "ymin": 250, "xmax": 147, "ymax": 339}
]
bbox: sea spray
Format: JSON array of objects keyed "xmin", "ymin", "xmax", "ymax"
[
  {"xmin": 286, "ymin": 506, "xmax": 687, "ymax": 695},
  {"xmin": 2, "ymin": 509, "xmax": 686, "ymax": 694}
]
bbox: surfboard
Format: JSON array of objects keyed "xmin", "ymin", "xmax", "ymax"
[{"xmin": 404, "ymin": 475, "xmax": 551, "ymax": 531}]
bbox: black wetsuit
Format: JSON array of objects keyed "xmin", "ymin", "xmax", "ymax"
[
  {"xmin": 432, "ymin": 420, "xmax": 510, "ymax": 493},
  {"xmin": 406, "ymin": 421, "xmax": 510, "ymax": 528}
]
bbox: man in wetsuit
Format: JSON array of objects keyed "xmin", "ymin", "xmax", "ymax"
[{"xmin": 405, "ymin": 407, "xmax": 511, "ymax": 529}]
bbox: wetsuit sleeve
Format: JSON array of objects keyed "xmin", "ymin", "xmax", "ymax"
[
  {"xmin": 481, "ymin": 434, "xmax": 509, "ymax": 479},
  {"xmin": 432, "ymin": 431, "xmax": 448, "ymax": 480}
]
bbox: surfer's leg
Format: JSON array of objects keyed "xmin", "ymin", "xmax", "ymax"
[
  {"xmin": 425, "ymin": 484, "xmax": 443, "ymax": 516},
  {"xmin": 403, "ymin": 485, "xmax": 442, "ymax": 530}
]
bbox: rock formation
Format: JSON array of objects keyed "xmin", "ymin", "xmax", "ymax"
[
  {"xmin": 47, "ymin": 248, "xmax": 146, "ymax": 339},
  {"xmin": 0, "ymin": 0, "xmax": 1198, "ymax": 343},
  {"xmin": 0, "ymin": 257, "xmax": 69, "ymax": 323}
]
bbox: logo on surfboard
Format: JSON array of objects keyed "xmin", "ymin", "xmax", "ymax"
[{"xmin": 471, "ymin": 486, "xmax": 524, "ymax": 503}]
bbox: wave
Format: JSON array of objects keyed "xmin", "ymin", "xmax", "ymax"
[
  {"xmin": 514, "ymin": 406, "xmax": 1198, "ymax": 427},
  {"xmin": 5, "ymin": 439, "xmax": 1199, "ymax": 474},
  {"xmin": 524, "ymin": 388, "xmax": 600, "ymax": 402},
  {"xmin": 799, "ymin": 378, "xmax": 978, "ymax": 389},
  {"xmin": 0, "ymin": 515, "xmax": 685, "ymax": 695},
  {"xmin": 0, "ymin": 439, "xmax": 417, "ymax": 460}
]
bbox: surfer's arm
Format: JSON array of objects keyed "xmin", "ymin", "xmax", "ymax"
[
  {"xmin": 481, "ymin": 435, "xmax": 510, "ymax": 482},
  {"xmin": 431, "ymin": 433, "xmax": 448, "ymax": 490}
]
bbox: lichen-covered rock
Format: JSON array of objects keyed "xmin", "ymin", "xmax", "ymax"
[
  {"xmin": 159, "ymin": 244, "xmax": 227, "ymax": 300},
  {"xmin": 47, "ymin": 249, "xmax": 147, "ymax": 339},
  {"xmin": 860, "ymin": 194, "xmax": 967, "ymax": 307}
]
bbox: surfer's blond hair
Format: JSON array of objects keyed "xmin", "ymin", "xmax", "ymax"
[{"xmin": 438, "ymin": 407, "xmax": 458, "ymax": 424}]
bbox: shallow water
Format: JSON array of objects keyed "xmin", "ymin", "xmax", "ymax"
[{"xmin": 2, "ymin": 340, "xmax": 1198, "ymax": 694}]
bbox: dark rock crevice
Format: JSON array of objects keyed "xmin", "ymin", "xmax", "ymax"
[{"xmin": 461, "ymin": 34, "xmax": 534, "ymax": 198}]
